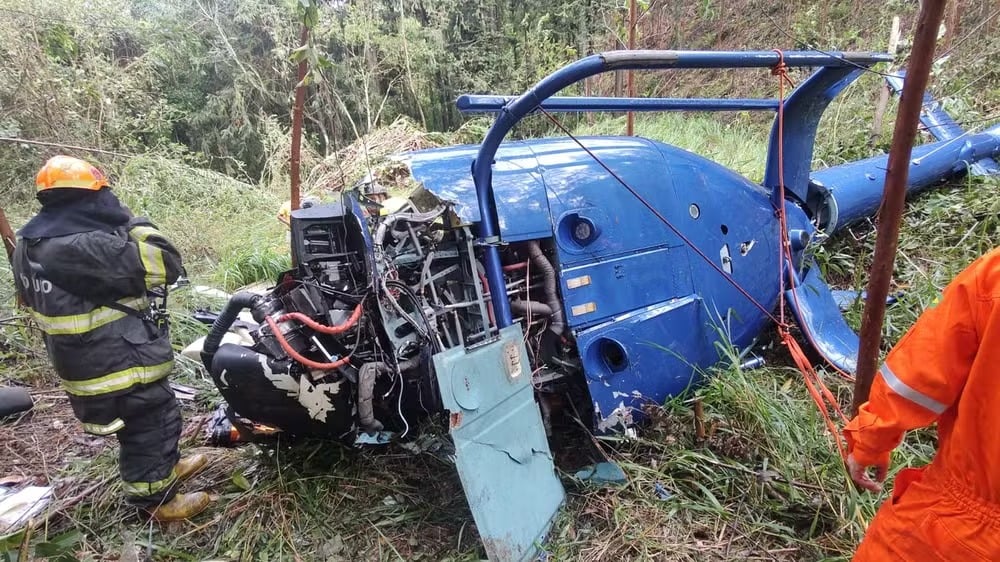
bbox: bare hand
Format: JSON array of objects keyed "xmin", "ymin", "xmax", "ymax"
[{"xmin": 847, "ymin": 454, "xmax": 887, "ymax": 492}]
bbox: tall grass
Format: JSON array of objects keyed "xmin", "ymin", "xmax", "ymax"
[
  {"xmin": 825, "ymin": 172, "xmax": 1000, "ymax": 343},
  {"xmin": 113, "ymin": 155, "xmax": 287, "ymax": 284},
  {"xmin": 574, "ymin": 113, "xmax": 769, "ymax": 182}
]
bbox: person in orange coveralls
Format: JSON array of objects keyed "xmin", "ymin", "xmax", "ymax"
[{"xmin": 844, "ymin": 247, "xmax": 1000, "ymax": 561}]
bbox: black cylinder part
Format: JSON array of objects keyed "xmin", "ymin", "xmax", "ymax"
[
  {"xmin": 201, "ymin": 291, "xmax": 262, "ymax": 369},
  {"xmin": 0, "ymin": 387, "xmax": 33, "ymax": 418}
]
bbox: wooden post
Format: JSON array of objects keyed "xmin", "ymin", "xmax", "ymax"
[
  {"xmin": 626, "ymin": 0, "xmax": 637, "ymax": 136},
  {"xmin": 0, "ymin": 205, "xmax": 21, "ymax": 307},
  {"xmin": 290, "ymin": 24, "xmax": 309, "ymax": 214},
  {"xmin": 0, "ymin": 207, "xmax": 15, "ymax": 261},
  {"xmin": 852, "ymin": 0, "xmax": 948, "ymax": 416},
  {"xmin": 871, "ymin": 16, "xmax": 902, "ymax": 146}
]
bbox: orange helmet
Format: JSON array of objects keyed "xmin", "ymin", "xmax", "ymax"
[{"xmin": 35, "ymin": 155, "xmax": 109, "ymax": 192}]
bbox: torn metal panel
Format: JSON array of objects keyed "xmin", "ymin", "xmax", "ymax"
[
  {"xmin": 786, "ymin": 262, "xmax": 860, "ymax": 374},
  {"xmin": 433, "ymin": 325, "xmax": 565, "ymax": 562}
]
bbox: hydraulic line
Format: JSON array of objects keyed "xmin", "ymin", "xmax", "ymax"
[
  {"xmin": 276, "ymin": 303, "xmax": 364, "ymax": 335},
  {"xmin": 385, "ymin": 280, "xmax": 441, "ymax": 352},
  {"xmin": 511, "ymin": 300, "xmax": 553, "ymax": 318},
  {"xmin": 264, "ymin": 316, "xmax": 352, "ymax": 370},
  {"xmin": 358, "ymin": 362, "xmax": 388, "ymax": 432},
  {"xmin": 357, "ymin": 357, "xmax": 420, "ymax": 433}
]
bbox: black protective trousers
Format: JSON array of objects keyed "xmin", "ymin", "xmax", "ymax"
[{"xmin": 70, "ymin": 379, "xmax": 182, "ymax": 509}]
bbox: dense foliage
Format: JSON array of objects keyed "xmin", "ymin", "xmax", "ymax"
[
  {"xmin": 0, "ymin": 0, "xmax": 606, "ymax": 190},
  {"xmin": 3, "ymin": 0, "xmax": 996, "ymax": 198}
]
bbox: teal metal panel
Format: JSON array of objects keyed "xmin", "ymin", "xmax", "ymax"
[{"xmin": 433, "ymin": 326, "xmax": 565, "ymax": 561}]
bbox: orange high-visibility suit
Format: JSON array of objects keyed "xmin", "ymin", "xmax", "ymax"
[{"xmin": 845, "ymin": 247, "xmax": 1000, "ymax": 561}]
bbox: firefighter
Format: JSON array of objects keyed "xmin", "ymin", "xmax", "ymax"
[
  {"xmin": 12, "ymin": 156, "xmax": 210, "ymax": 521},
  {"xmin": 845, "ymin": 247, "xmax": 1000, "ymax": 561},
  {"xmin": 276, "ymin": 195, "xmax": 320, "ymax": 227}
]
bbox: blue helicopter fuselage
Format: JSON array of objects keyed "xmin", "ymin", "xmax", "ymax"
[{"xmin": 405, "ymin": 135, "xmax": 813, "ymax": 427}]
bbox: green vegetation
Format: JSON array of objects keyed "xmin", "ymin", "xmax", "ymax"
[
  {"xmin": 575, "ymin": 113, "xmax": 768, "ymax": 181},
  {"xmin": 1, "ymin": 0, "xmax": 999, "ymax": 560}
]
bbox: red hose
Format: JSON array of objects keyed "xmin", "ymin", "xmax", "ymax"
[
  {"xmin": 477, "ymin": 272, "xmax": 496, "ymax": 326},
  {"xmin": 265, "ymin": 315, "xmax": 351, "ymax": 370},
  {"xmin": 277, "ymin": 303, "xmax": 363, "ymax": 335},
  {"xmin": 502, "ymin": 261, "xmax": 528, "ymax": 272}
]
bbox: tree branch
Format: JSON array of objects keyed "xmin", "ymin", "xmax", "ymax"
[{"xmin": 0, "ymin": 137, "xmax": 134, "ymax": 157}]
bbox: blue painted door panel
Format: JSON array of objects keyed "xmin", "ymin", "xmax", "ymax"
[
  {"xmin": 531, "ymin": 137, "xmax": 686, "ymax": 266},
  {"xmin": 559, "ymin": 246, "xmax": 693, "ymax": 329},
  {"xmin": 433, "ymin": 326, "xmax": 565, "ymax": 562}
]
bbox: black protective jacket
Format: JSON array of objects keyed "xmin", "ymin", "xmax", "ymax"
[{"xmin": 13, "ymin": 216, "xmax": 183, "ymax": 434}]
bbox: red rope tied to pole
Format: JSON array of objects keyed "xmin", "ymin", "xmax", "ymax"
[{"xmin": 771, "ymin": 49, "xmax": 849, "ymax": 460}]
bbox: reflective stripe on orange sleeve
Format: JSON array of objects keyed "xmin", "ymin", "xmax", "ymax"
[{"xmin": 880, "ymin": 363, "xmax": 947, "ymax": 415}]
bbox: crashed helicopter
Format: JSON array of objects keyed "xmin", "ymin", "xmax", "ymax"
[{"xmin": 189, "ymin": 50, "xmax": 1000, "ymax": 560}]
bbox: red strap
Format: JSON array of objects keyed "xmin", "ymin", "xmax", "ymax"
[{"xmin": 772, "ymin": 50, "xmax": 849, "ymax": 460}]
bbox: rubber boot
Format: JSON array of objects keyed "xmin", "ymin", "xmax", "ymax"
[
  {"xmin": 148, "ymin": 492, "xmax": 211, "ymax": 522},
  {"xmin": 175, "ymin": 453, "xmax": 208, "ymax": 482}
]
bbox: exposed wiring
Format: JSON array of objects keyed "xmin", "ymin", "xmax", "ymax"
[
  {"xmin": 294, "ymin": 279, "xmax": 367, "ymax": 302},
  {"xmin": 385, "ymin": 280, "xmax": 442, "ymax": 353},
  {"xmin": 396, "ymin": 373, "xmax": 410, "ymax": 438}
]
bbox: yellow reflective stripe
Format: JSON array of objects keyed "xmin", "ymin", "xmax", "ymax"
[
  {"xmin": 61, "ymin": 361, "xmax": 173, "ymax": 397},
  {"xmin": 130, "ymin": 226, "xmax": 167, "ymax": 289},
  {"xmin": 31, "ymin": 297, "xmax": 149, "ymax": 336},
  {"xmin": 46, "ymin": 179, "xmax": 100, "ymax": 189},
  {"xmin": 123, "ymin": 469, "xmax": 178, "ymax": 497},
  {"xmin": 82, "ymin": 418, "xmax": 125, "ymax": 435}
]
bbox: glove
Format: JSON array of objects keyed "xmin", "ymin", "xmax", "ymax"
[{"xmin": 847, "ymin": 453, "xmax": 888, "ymax": 492}]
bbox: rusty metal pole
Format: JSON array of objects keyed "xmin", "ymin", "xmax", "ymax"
[
  {"xmin": 290, "ymin": 24, "xmax": 309, "ymax": 213},
  {"xmin": 626, "ymin": 0, "xmax": 636, "ymax": 136},
  {"xmin": 852, "ymin": 0, "xmax": 948, "ymax": 416}
]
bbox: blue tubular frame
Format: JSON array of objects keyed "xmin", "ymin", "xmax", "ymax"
[
  {"xmin": 458, "ymin": 95, "xmax": 781, "ymax": 113},
  {"xmin": 471, "ymin": 49, "xmax": 892, "ymax": 328}
]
